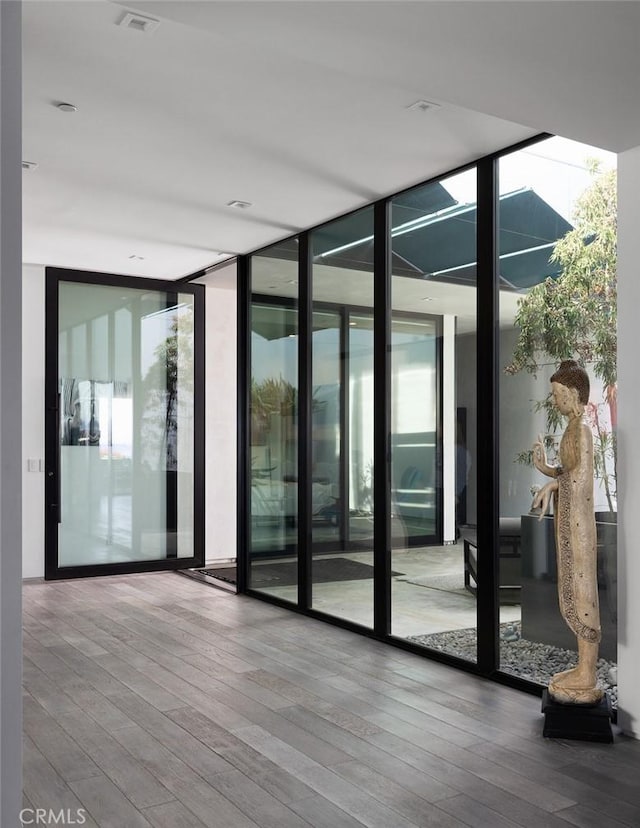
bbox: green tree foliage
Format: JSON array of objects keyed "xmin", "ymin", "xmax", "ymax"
[{"xmin": 506, "ymin": 162, "xmax": 617, "ymax": 387}]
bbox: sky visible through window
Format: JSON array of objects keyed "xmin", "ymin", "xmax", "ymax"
[{"xmin": 445, "ymin": 136, "xmax": 616, "ymax": 221}]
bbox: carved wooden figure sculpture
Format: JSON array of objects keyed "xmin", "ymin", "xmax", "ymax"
[{"xmin": 532, "ymin": 360, "xmax": 603, "ymax": 704}]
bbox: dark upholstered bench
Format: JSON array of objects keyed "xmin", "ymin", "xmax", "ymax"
[{"xmin": 462, "ymin": 517, "xmax": 522, "ymax": 605}]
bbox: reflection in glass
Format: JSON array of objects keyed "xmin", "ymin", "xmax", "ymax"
[
  {"xmin": 389, "ymin": 170, "xmax": 478, "ymax": 661},
  {"xmin": 249, "ymin": 242, "xmax": 299, "ymax": 602},
  {"xmin": 498, "ymin": 137, "xmax": 618, "ymax": 697},
  {"xmin": 311, "ymin": 208, "xmax": 374, "ymax": 628},
  {"xmin": 58, "ymin": 282, "xmax": 196, "ymax": 567},
  {"xmin": 346, "ymin": 315, "xmax": 375, "ymax": 557},
  {"xmin": 311, "ymin": 312, "xmax": 341, "ymax": 546},
  {"xmin": 390, "ymin": 318, "xmax": 438, "ymax": 545}
]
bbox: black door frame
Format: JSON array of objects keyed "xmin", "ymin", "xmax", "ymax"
[
  {"xmin": 247, "ymin": 294, "xmax": 443, "ymax": 559},
  {"xmin": 44, "ymin": 267, "xmax": 205, "ymax": 580}
]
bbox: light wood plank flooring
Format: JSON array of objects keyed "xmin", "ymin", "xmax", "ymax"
[{"xmin": 23, "ymin": 572, "xmax": 640, "ymax": 828}]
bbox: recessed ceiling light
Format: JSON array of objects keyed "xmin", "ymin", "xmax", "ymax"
[
  {"xmin": 407, "ymin": 100, "xmax": 441, "ymax": 113},
  {"xmin": 22, "ymin": 161, "xmax": 38, "ymax": 171},
  {"xmin": 287, "ymin": 279, "xmax": 298, "ymax": 285},
  {"xmin": 421, "ymin": 296, "xmax": 434, "ymax": 302},
  {"xmin": 227, "ymin": 200, "xmax": 252, "ymax": 209},
  {"xmin": 117, "ymin": 12, "xmax": 160, "ymax": 34},
  {"xmin": 56, "ymin": 102, "xmax": 77, "ymax": 113},
  {"xmin": 128, "ymin": 255, "xmax": 145, "ymax": 261},
  {"xmin": 349, "ymin": 321, "xmax": 357, "ymax": 327}
]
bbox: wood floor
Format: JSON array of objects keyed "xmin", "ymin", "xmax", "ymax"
[{"xmin": 22, "ymin": 572, "xmax": 640, "ymax": 828}]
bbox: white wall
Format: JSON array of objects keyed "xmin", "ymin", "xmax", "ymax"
[
  {"xmin": 616, "ymin": 144, "xmax": 640, "ymax": 739},
  {"xmin": 195, "ymin": 263, "xmax": 238, "ymax": 563},
  {"xmin": 22, "ymin": 264, "xmax": 45, "ymax": 578}
]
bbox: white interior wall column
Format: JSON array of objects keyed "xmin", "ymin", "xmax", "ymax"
[
  {"xmin": 195, "ymin": 265, "xmax": 238, "ymax": 563},
  {"xmin": 22, "ymin": 265, "xmax": 45, "ymax": 578},
  {"xmin": 0, "ymin": 0, "xmax": 23, "ymax": 821},
  {"xmin": 442, "ymin": 315, "xmax": 456, "ymax": 542},
  {"xmin": 616, "ymin": 143, "xmax": 640, "ymax": 739}
]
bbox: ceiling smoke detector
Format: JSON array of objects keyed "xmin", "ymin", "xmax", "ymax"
[
  {"xmin": 56, "ymin": 102, "xmax": 77, "ymax": 113},
  {"xmin": 407, "ymin": 100, "xmax": 441, "ymax": 113},
  {"xmin": 22, "ymin": 161, "xmax": 38, "ymax": 171},
  {"xmin": 117, "ymin": 12, "xmax": 160, "ymax": 34},
  {"xmin": 227, "ymin": 200, "xmax": 253, "ymax": 209}
]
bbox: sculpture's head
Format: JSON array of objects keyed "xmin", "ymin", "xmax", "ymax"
[{"xmin": 550, "ymin": 360, "xmax": 589, "ymax": 416}]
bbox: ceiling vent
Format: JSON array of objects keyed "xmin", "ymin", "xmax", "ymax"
[
  {"xmin": 407, "ymin": 100, "xmax": 441, "ymax": 113},
  {"xmin": 117, "ymin": 11, "xmax": 160, "ymax": 34}
]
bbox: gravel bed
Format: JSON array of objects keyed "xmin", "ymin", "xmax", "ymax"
[{"xmin": 408, "ymin": 622, "xmax": 618, "ymax": 708}]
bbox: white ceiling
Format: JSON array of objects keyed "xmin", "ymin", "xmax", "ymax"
[{"xmin": 22, "ymin": 1, "xmax": 640, "ymax": 281}]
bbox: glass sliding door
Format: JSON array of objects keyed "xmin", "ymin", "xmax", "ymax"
[
  {"xmin": 239, "ymin": 134, "xmax": 616, "ymax": 696},
  {"xmin": 249, "ymin": 239, "xmax": 299, "ymax": 603},
  {"xmin": 389, "ymin": 169, "xmax": 478, "ymax": 659},
  {"xmin": 311, "ymin": 207, "xmax": 375, "ymax": 628},
  {"xmin": 45, "ymin": 271, "xmax": 204, "ymax": 578}
]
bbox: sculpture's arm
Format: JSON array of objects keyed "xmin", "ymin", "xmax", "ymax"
[
  {"xmin": 532, "ymin": 434, "xmax": 563, "ymax": 478},
  {"xmin": 531, "ymin": 480, "xmax": 558, "ymax": 520},
  {"xmin": 578, "ymin": 422, "xmax": 594, "ymax": 476}
]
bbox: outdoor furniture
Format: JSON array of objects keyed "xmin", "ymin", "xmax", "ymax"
[{"xmin": 462, "ymin": 517, "xmax": 522, "ymax": 605}]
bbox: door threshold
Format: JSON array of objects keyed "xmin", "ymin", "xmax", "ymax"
[{"xmin": 177, "ymin": 567, "xmax": 237, "ymax": 593}]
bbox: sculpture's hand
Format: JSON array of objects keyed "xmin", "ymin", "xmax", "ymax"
[
  {"xmin": 531, "ymin": 480, "xmax": 558, "ymax": 520},
  {"xmin": 532, "ymin": 433, "xmax": 547, "ymax": 472},
  {"xmin": 532, "ymin": 434, "xmax": 560, "ymax": 477}
]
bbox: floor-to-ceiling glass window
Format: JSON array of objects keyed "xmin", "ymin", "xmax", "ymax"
[
  {"xmin": 310, "ymin": 208, "xmax": 375, "ymax": 627},
  {"xmin": 498, "ymin": 137, "xmax": 617, "ymax": 701},
  {"xmin": 388, "ymin": 171, "xmax": 480, "ymax": 660},
  {"xmin": 46, "ymin": 272, "xmax": 203, "ymax": 578},
  {"xmin": 240, "ymin": 134, "xmax": 619, "ymax": 697},
  {"xmin": 249, "ymin": 239, "xmax": 299, "ymax": 602}
]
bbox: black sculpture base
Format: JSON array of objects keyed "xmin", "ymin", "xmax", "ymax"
[{"xmin": 542, "ymin": 689, "xmax": 613, "ymax": 743}]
